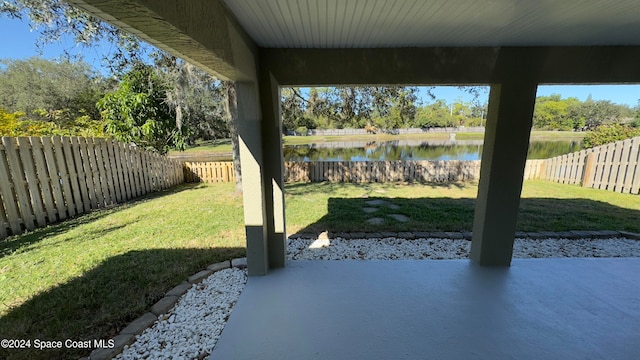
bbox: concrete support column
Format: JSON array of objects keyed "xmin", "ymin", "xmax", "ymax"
[
  {"xmin": 259, "ymin": 69, "xmax": 287, "ymax": 269},
  {"xmin": 237, "ymin": 82, "xmax": 270, "ymax": 275},
  {"xmin": 470, "ymin": 54, "xmax": 539, "ymax": 265},
  {"xmin": 237, "ymin": 71, "xmax": 286, "ymax": 276}
]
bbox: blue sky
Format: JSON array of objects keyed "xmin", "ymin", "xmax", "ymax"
[{"xmin": 2, "ymin": 16, "xmax": 640, "ymax": 107}]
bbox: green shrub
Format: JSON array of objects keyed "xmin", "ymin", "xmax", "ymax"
[{"xmin": 583, "ymin": 124, "xmax": 640, "ymax": 148}]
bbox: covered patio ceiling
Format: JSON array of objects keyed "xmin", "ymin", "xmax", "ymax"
[{"xmin": 224, "ymin": 0, "xmax": 640, "ymax": 48}]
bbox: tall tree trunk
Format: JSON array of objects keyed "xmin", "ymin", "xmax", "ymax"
[{"xmin": 223, "ymin": 81, "xmax": 242, "ymax": 192}]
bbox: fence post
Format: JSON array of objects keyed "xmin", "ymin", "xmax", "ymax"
[{"xmin": 582, "ymin": 152, "xmax": 597, "ymax": 188}]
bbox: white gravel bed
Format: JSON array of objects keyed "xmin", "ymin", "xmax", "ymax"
[
  {"xmin": 115, "ymin": 267, "xmax": 247, "ymax": 360},
  {"xmin": 116, "ymin": 237, "xmax": 639, "ymax": 359},
  {"xmin": 288, "ymin": 237, "xmax": 640, "ymax": 260}
]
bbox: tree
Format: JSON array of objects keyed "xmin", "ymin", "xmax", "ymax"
[
  {"xmin": 572, "ymin": 99, "xmax": 628, "ymax": 130},
  {"xmin": 0, "ymin": 57, "xmax": 107, "ymax": 124},
  {"xmin": 155, "ymin": 54, "xmax": 228, "ymax": 144},
  {"xmin": 97, "ymin": 64, "xmax": 183, "ymax": 154},
  {"xmin": 533, "ymin": 95, "xmax": 582, "ymax": 130}
]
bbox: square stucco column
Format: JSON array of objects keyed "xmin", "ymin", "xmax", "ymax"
[
  {"xmin": 470, "ymin": 78, "xmax": 538, "ymax": 266},
  {"xmin": 237, "ymin": 72, "xmax": 286, "ymax": 276},
  {"xmin": 236, "ymin": 82, "xmax": 270, "ymax": 275},
  {"xmin": 259, "ymin": 70, "xmax": 287, "ymax": 270}
]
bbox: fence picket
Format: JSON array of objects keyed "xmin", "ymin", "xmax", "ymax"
[
  {"xmin": 70, "ymin": 137, "xmax": 91, "ymax": 212},
  {"xmin": 598, "ymin": 143, "xmax": 615, "ymax": 190},
  {"xmin": 629, "ymin": 137, "xmax": 640, "ymax": 194},
  {"xmin": 105, "ymin": 139, "xmax": 121, "ymax": 202},
  {"xmin": 0, "ymin": 191, "xmax": 7, "ymax": 238},
  {"xmin": 16, "ymin": 137, "xmax": 46, "ymax": 227},
  {"xmin": 0, "ymin": 139, "xmax": 22, "ymax": 233},
  {"xmin": 61, "ymin": 137, "xmax": 84, "ymax": 215},
  {"xmin": 609, "ymin": 140, "xmax": 624, "ymax": 191},
  {"xmin": 29, "ymin": 138, "xmax": 57, "ymax": 223},
  {"xmin": 52, "ymin": 137, "xmax": 76, "ymax": 217},
  {"xmin": 84, "ymin": 138, "xmax": 103, "ymax": 208},
  {"xmin": 120, "ymin": 143, "xmax": 133, "ymax": 199},
  {"xmin": 2, "ymin": 137, "xmax": 36, "ymax": 230},
  {"xmin": 111, "ymin": 140, "xmax": 126, "ymax": 201}
]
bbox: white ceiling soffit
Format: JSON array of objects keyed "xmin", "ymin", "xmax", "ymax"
[{"xmin": 222, "ymin": 0, "xmax": 640, "ymax": 48}]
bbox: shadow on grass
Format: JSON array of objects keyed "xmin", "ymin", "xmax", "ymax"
[
  {"xmin": 285, "ymin": 181, "xmax": 471, "ymax": 197},
  {"xmin": 290, "ymin": 197, "xmax": 640, "ymax": 238},
  {"xmin": 0, "ymin": 247, "xmax": 245, "ymax": 360},
  {"xmin": 0, "ymin": 183, "xmax": 209, "ymax": 260}
]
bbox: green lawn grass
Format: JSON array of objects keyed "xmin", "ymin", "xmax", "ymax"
[
  {"xmin": 0, "ymin": 183, "xmax": 245, "ymax": 360},
  {"xmin": 167, "ymin": 138, "xmax": 233, "ymax": 156},
  {"xmin": 1, "ymin": 178, "xmax": 638, "ymax": 359}
]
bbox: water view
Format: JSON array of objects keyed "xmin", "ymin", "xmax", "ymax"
[{"xmin": 283, "ymin": 140, "xmax": 583, "ymax": 161}]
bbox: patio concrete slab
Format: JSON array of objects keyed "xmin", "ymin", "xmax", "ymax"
[{"xmin": 211, "ymin": 259, "xmax": 640, "ymax": 360}]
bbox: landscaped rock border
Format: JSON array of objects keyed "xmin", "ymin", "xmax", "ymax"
[
  {"xmin": 290, "ymin": 230, "xmax": 640, "ymax": 241},
  {"xmin": 84, "ymin": 258, "xmax": 248, "ymax": 360}
]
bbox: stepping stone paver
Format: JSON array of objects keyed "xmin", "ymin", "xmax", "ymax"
[
  {"xmin": 365, "ymin": 199, "xmax": 389, "ymax": 206},
  {"xmin": 388, "ymin": 214, "xmax": 409, "ymax": 222},
  {"xmin": 386, "ymin": 203, "xmax": 400, "ymax": 210},
  {"xmin": 366, "ymin": 217, "xmax": 385, "ymax": 225},
  {"xmin": 363, "ymin": 207, "xmax": 378, "ymax": 213}
]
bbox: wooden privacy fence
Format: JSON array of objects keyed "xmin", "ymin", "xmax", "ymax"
[
  {"xmin": 184, "ymin": 161, "xmax": 235, "ymax": 183},
  {"xmin": 285, "ymin": 160, "xmax": 482, "ymax": 183},
  {"xmin": 531, "ymin": 136, "xmax": 640, "ymax": 194},
  {"xmin": 0, "ymin": 136, "xmax": 184, "ymax": 240},
  {"xmin": 184, "ymin": 160, "xmax": 483, "ymax": 183}
]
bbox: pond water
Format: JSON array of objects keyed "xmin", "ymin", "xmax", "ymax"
[{"xmin": 283, "ymin": 139, "xmax": 583, "ymax": 161}]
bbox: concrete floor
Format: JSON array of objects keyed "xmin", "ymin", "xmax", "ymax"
[{"xmin": 211, "ymin": 259, "xmax": 640, "ymax": 359}]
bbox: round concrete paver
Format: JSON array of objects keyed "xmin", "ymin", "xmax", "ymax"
[{"xmin": 388, "ymin": 214, "xmax": 410, "ymax": 222}]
